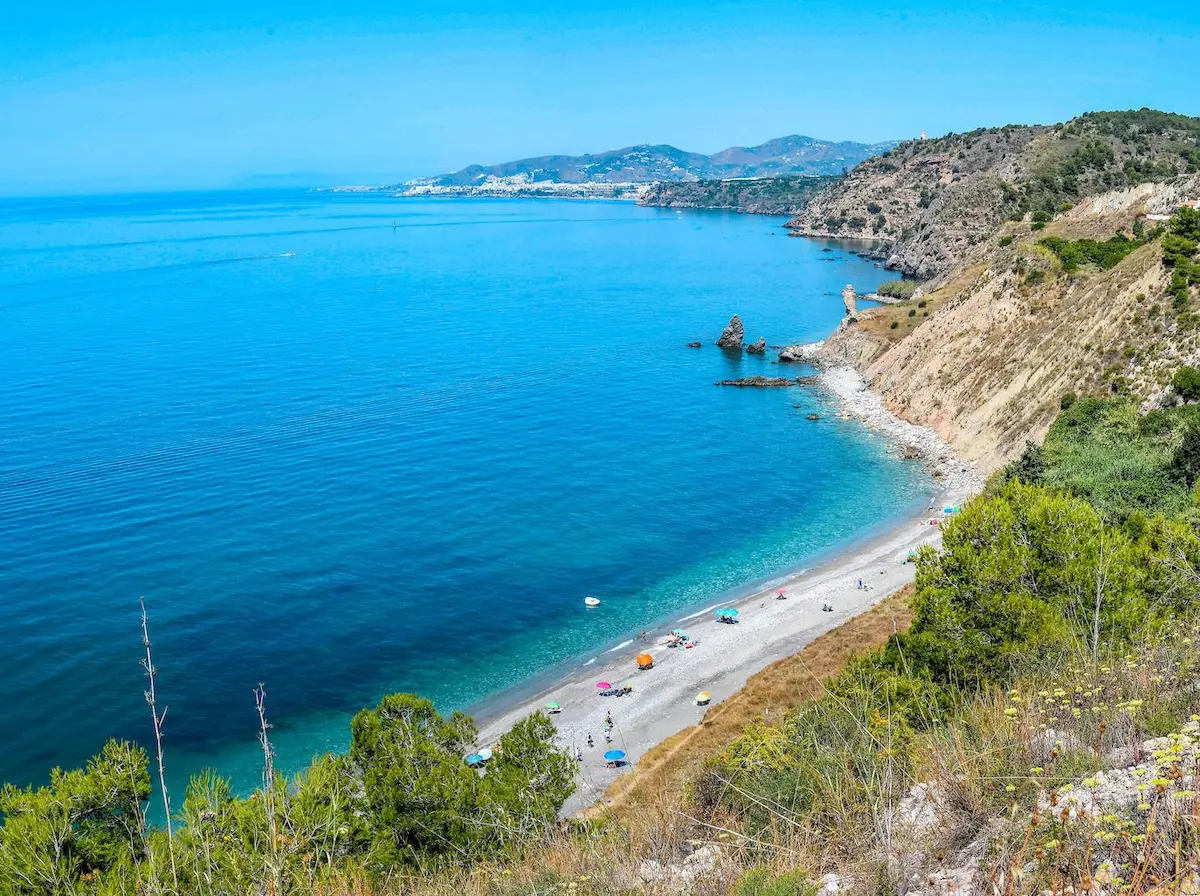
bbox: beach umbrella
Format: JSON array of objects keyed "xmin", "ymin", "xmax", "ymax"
[
  {"xmin": 465, "ymin": 753, "xmax": 484, "ymax": 765},
  {"xmin": 696, "ymin": 691, "xmax": 712, "ymax": 705},
  {"xmin": 636, "ymin": 653, "xmax": 653, "ymax": 669},
  {"xmin": 596, "ymin": 681, "xmax": 611, "ymax": 689},
  {"xmin": 672, "ymin": 629, "xmax": 685, "ymax": 635},
  {"xmin": 603, "ymin": 750, "xmax": 626, "ymax": 762},
  {"xmin": 478, "ymin": 747, "xmax": 493, "ymax": 761},
  {"xmin": 714, "ymin": 608, "xmax": 738, "ymax": 618},
  {"xmin": 545, "ymin": 701, "xmax": 560, "ymax": 711}
]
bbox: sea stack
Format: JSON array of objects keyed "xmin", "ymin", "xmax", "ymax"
[
  {"xmin": 841, "ymin": 284, "xmax": 858, "ymax": 317},
  {"xmin": 716, "ymin": 314, "xmax": 744, "ymax": 349},
  {"xmin": 746, "ymin": 337, "xmax": 766, "ymax": 355}
]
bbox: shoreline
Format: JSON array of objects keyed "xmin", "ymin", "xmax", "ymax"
[{"xmin": 475, "ymin": 365, "xmax": 982, "ymax": 815}]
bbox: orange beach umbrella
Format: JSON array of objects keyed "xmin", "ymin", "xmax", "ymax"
[{"xmin": 636, "ymin": 653, "xmax": 654, "ymax": 669}]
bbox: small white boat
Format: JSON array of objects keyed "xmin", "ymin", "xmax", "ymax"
[{"xmin": 584, "ymin": 596, "xmax": 600, "ymax": 607}]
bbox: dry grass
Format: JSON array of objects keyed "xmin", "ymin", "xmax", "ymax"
[
  {"xmin": 858, "ymin": 264, "xmax": 988, "ymax": 344},
  {"xmin": 598, "ymin": 588, "xmax": 915, "ymax": 813}
]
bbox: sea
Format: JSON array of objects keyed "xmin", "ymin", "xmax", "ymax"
[{"xmin": 0, "ymin": 190, "xmax": 930, "ymax": 798}]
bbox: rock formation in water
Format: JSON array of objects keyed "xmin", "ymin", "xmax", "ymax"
[
  {"xmin": 716, "ymin": 315, "xmax": 745, "ymax": 349},
  {"xmin": 746, "ymin": 337, "xmax": 766, "ymax": 355},
  {"xmin": 686, "ymin": 341, "xmax": 702, "ymax": 348},
  {"xmin": 841, "ymin": 284, "xmax": 858, "ymax": 317},
  {"xmin": 716, "ymin": 376, "xmax": 797, "ymax": 387}
]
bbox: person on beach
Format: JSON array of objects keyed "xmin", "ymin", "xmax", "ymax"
[
  {"xmin": 640, "ymin": 630, "xmax": 648, "ymax": 641},
  {"xmin": 586, "ymin": 734, "xmax": 594, "ymax": 748},
  {"xmin": 605, "ymin": 711, "xmax": 613, "ymax": 727},
  {"xmin": 857, "ymin": 578, "xmax": 863, "ymax": 589}
]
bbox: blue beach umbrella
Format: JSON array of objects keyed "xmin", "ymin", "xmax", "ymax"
[
  {"xmin": 603, "ymin": 750, "xmax": 626, "ymax": 762},
  {"xmin": 714, "ymin": 608, "xmax": 738, "ymax": 618},
  {"xmin": 465, "ymin": 754, "xmax": 484, "ymax": 766}
]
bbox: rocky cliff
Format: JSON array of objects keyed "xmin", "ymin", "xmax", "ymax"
[
  {"xmin": 820, "ymin": 174, "xmax": 1200, "ymax": 472},
  {"xmin": 639, "ymin": 175, "xmax": 838, "ymax": 215},
  {"xmin": 788, "ymin": 110, "xmax": 1200, "ymax": 279}
]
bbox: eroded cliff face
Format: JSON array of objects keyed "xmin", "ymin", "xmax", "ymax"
[{"xmin": 821, "ymin": 177, "xmax": 1200, "ymax": 472}]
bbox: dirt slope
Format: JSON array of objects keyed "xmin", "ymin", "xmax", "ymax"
[{"xmin": 821, "ymin": 177, "xmax": 1200, "ymax": 472}]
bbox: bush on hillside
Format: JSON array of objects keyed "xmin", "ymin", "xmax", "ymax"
[
  {"xmin": 901, "ymin": 482, "xmax": 1184, "ymax": 687},
  {"xmin": 1173, "ymin": 365, "xmax": 1200, "ymax": 402},
  {"xmin": 877, "ymin": 279, "xmax": 920, "ymax": 299},
  {"xmin": 1000, "ymin": 440, "xmax": 1046, "ymax": 485},
  {"xmin": 1168, "ymin": 424, "xmax": 1200, "ymax": 487},
  {"xmin": 1038, "ymin": 233, "xmax": 1144, "ymax": 273}
]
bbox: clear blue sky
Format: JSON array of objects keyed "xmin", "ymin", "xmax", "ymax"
[{"xmin": 1, "ymin": 0, "xmax": 1197, "ymax": 195}]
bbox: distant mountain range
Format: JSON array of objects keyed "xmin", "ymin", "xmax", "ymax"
[{"xmin": 398, "ymin": 136, "xmax": 898, "ymax": 194}]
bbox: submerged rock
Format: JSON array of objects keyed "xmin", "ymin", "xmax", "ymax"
[
  {"xmin": 715, "ymin": 314, "xmax": 744, "ymax": 349},
  {"xmin": 716, "ymin": 376, "xmax": 796, "ymax": 387},
  {"xmin": 806, "ymin": 413, "xmax": 821, "ymax": 420},
  {"xmin": 746, "ymin": 337, "xmax": 766, "ymax": 355},
  {"xmin": 686, "ymin": 341, "xmax": 702, "ymax": 348}
]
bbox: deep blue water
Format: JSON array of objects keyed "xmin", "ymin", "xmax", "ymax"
[{"xmin": 0, "ymin": 190, "xmax": 928, "ymax": 796}]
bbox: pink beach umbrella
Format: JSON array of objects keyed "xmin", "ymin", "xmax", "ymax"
[{"xmin": 596, "ymin": 681, "xmax": 611, "ymax": 689}]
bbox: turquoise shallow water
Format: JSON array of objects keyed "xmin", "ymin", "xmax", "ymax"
[{"xmin": 0, "ymin": 191, "xmax": 928, "ymax": 796}]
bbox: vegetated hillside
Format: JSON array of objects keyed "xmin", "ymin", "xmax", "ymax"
[
  {"xmin": 638, "ymin": 175, "xmax": 839, "ymax": 214},
  {"xmin": 820, "ymin": 176, "xmax": 1200, "ymax": 471},
  {"xmin": 788, "ymin": 109, "xmax": 1200, "ymax": 278},
  {"xmin": 408, "ymin": 135, "xmax": 895, "ymax": 187}
]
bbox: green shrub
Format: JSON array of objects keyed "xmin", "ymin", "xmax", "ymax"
[
  {"xmin": 999, "ymin": 235, "xmax": 1015, "ymax": 247},
  {"xmin": 877, "ymin": 279, "xmax": 920, "ymax": 299},
  {"xmin": 732, "ymin": 868, "xmax": 818, "ymax": 896},
  {"xmin": 889, "ymin": 321, "xmax": 898, "ymax": 329},
  {"xmin": 1168, "ymin": 424, "xmax": 1200, "ymax": 486},
  {"xmin": 1060, "ymin": 391, "xmax": 1077, "ymax": 410},
  {"xmin": 1038, "ymin": 234, "xmax": 1143, "ymax": 273},
  {"xmin": 1173, "ymin": 366, "xmax": 1200, "ymax": 402}
]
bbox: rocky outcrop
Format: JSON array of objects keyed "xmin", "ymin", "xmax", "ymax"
[
  {"xmin": 778, "ymin": 341, "xmax": 824, "ymax": 363},
  {"xmin": 745, "ymin": 337, "xmax": 766, "ymax": 355},
  {"xmin": 716, "ymin": 377, "xmax": 797, "ymax": 387},
  {"xmin": 686, "ymin": 341, "xmax": 702, "ymax": 348},
  {"xmin": 715, "ymin": 315, "xmax": 744, "ymax": 349},
  {"xmin": 638, "ymin": 175, "xmax": 839, "ymax": 215},
  {"xmin": 841, "ymin": 284, "xmax": 857, "ymax": 316}
]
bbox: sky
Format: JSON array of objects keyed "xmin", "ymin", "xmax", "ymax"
[{"xmin": 1, "ymin": 0, "xmax": 1197, "ymax": 195}]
